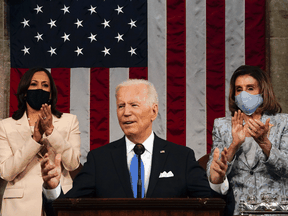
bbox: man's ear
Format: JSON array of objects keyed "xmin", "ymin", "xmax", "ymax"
[{"xmin": 151, "ymin": 104, "xmax": 158, "ymax": 122}]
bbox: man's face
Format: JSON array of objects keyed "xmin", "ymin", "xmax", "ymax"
[{"xmin": 116, "ymin": 83, "xmax": 158, "ymax": 143}]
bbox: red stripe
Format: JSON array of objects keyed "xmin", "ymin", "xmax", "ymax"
[
  {"xmin": 166, "ymin": 0, "xmax": 186, "ymax": 146},
  {"xmin": 90, "ymin": 68, "xmax": 110, "ymax": 150},
  {"xmin": 206, "ymin": 0, "xmax": 226, "ymax": 153},
  {"xmin": 245, "ymin": 0, "xmax": 266, "ymax": 70},
  {"xmin": 9, "ymin": 68, "xmax": 28, "ymax": 117},
  {"xmin": 129, "ymin": 67, "xmax": 148, "ymax": 80},
  {"xmin": 51, "ymin": 68, "xmax": 70, "ymax": 113}
]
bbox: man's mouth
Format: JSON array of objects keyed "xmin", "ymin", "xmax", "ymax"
[{"xmin": 124, "ymin": 121, "xmax": 135, "ymax": 125}]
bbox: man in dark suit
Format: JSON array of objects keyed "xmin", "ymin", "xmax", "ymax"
[{"xmin": 41, "ymin": 79, "xmax": 234, "ymax": 215}]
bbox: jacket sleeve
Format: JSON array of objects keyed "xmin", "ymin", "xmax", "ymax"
[
  {"xmin": 0, "ymin": 120, "xmax": 42, "ymax": 181},
  {"xmin": 46, "ymin": 114, "xmax": 81, "ymax": 171},
  {"xmin": 263, "ymin": 115, "xmax": 288, "ymax": 177}
]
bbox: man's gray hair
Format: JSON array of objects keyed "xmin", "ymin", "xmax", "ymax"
[{"xmin": 115, "ymin": 79, "xmax": 158, "ymax": 106}]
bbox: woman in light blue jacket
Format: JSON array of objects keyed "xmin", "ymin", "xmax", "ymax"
[{"xmin": 207, "ymin": 65, "xmax": 286, "ymax": 215}]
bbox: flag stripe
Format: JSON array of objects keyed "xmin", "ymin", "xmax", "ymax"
[
  {"xmin": 90, "ymin": 68, "xmax": 109, "ymax": 150},
  {"xmin": 166, "ymin": 0, "xmax": 186, "ymax": 146},
  {"xmin": 206, "ymin": 0, "xmax": 226, "ymax": 152},
  {"xmin": 10, "ymin": 68, "xmax": 27, "ymax": 117},
  {"xmin": 70, "ymin": 68, "xmax": 90, "ymax": 164},
  {"xmin": 186, "ymin": 0, "xmax": 207, "ymax": 158},
  {"xmin": 51, "ymin": 68, "xmax": 70, "ymax": 114},
  {"xmin": 109, "ymin": 68, "xmax": 129, "ymax": 143},
  {"xmin": 129, "ymin": 67, "xmax": 148, "ymax": 80},
  {"xmin": 225, "ymin": 0, "xmax": 245, "ymax": 116},
  {"xmin": 147, "ymin": 0, "xmax": 167, "ymax": 140},
  {"xmin": 245, "ymin": 0, "xmax": 266, "ymax": 69}
]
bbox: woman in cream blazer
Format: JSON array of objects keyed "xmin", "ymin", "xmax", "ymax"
[{"xmin": 0, "ymin": 68, "xmax": 81, "ymax": 216}]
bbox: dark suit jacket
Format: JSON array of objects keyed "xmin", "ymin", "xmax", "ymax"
[{"xmin": 44, "ymin": 134, "xmax": 234, "ymax": 215}]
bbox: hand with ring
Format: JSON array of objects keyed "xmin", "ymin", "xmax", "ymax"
[
  {"xmin": 39, "ymin": 104, "xmax": 54, "ymax": 136},
  {"xmin": 247, "ymin": 118, "xmax": 272, "ymax": 157}
]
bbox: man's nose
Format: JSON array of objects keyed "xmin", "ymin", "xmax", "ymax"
[{"xmin": 123, "ymin": 106, "xmax": 132, "ymax": 116}]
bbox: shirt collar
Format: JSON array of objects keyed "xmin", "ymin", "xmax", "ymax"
[{"xmin": 126, "ymin": 131, "xmax": 154, "ymax": 155}]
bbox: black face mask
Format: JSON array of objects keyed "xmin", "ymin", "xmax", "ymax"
[{"xmin": 26, "ymin": 89, "xmax": 50, "ymax": 110}]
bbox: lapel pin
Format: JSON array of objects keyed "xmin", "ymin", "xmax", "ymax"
[{"xmin": 160, "ymin": 150, "xmax": 165, "ymax": 153}]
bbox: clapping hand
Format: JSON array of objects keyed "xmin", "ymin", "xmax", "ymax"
[
  {"xmin": 39, "ymin": 104, "xmax": 54, "ymax": 136},
  {"xmin": 231, "ymin": 110, "xmax": 246, "ymax": 147},
  {"xmin": 247, "ymin": 118, "xmax": 271, "ymax": 157},
  {"xmin": 210, "ymin": 147, "xmax": 228, "ymax": 184},
  {"xmin": 41, "ymin": 153, "xmax": 61, "ymax": 189},
  {"xmin": 33, "ymin": 114, "xmax": 44, "ymax": 143}
]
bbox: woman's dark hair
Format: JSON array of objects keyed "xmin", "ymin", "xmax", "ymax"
[
  {"xmin": 12, "ymin": 67, "xmax": 63, "ymax": 120},
  {"xmin": 229, "ymin": 65, "xmax": 282, "ymax": 116}
]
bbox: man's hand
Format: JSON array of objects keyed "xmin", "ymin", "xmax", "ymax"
[
  {"xmin": 41, "ymin": 153, "xmax": 61, "ymax": 189},
  {"xmin": 210, "ymin": 147, "xmax": 228, "ymax": 184}
]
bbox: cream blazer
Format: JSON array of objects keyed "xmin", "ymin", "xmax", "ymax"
[{"xmin": 0, "ymin": 112, "xmax": 81, "ymax": 216}]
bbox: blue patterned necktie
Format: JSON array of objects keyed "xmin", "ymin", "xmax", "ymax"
[{"xmin": 130, "ymin": 153, "xmax": 145, "ymax": 198}]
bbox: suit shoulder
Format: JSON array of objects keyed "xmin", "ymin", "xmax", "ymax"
[
  {"xmin": 0, "ymin": 117, "xmax": 16, "ymax": 130},
  {"xmin": 156, "ymin": 136, "xmax": 194, "ymax": 154},
  {"xmin": 89, "ymin": 137, "xmax": 124, "ymax": 155},
  {"xmin": 214, "ymin": 116, "xmax": 231, "ymax": 125},
  {"xmin": 57, "ymin": 113, "xmax": 77, "ymax": 120}
]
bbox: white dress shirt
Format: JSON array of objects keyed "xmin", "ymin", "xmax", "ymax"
[{"xmin": 126, "ymin": 131, "xmax": 154, "ymax": 196}]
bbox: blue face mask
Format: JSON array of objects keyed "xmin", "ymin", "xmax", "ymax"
[{"xmin": 235, "ymin": 91, "xmax": 263, "ymax": 115}]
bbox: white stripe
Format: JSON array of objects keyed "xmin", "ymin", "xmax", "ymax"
[
  {"xmin": 109, "ymin": 68, "xmax": 129, "ymax": 142},
  {"xmin": 225, "ymin": 0, "xmax": 245, "ymax": 117},
  {"xmin": 70, "ymin": 68, "xmax": 90, "ymax": 164},
  {"xmin": 147, "ymin": 0, "xmax": 167, "ymax": 140},
  {"xmin": 186, "ymin": 0, "xmax": 207, "ymax": 160}
]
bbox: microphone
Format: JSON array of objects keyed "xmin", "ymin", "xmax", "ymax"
[{"xmin": 133, "ymin": 143, "xmax": 145, "ymax": 198}]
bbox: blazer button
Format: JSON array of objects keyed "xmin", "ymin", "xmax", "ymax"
[{"xmin": 250, "ymin": 170, "xmax": 254, "ymax": 175}]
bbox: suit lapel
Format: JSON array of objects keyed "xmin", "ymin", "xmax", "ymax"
[
  {"xmin": 111, "ymin": 137, "xmax": 134, "ymax": 198},
  {"xmin": 15, "ymin": 112, "xmax": 32, "ymax": 141},
  {"xmin": 146, "ymin": 135, "xmax": 169, "ymax": 197}
]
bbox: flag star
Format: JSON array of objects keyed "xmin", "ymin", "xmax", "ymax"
[
  {"xmin": 47, "ymin": 47, "xmax": 57, "ymax": 56},
  {"xmin": 128, "ymin": 19, "xmax": 137, "ymax": 29},
  {"xmin": 88, "ymin": 5, "xmax": 97, "ymax": 14},
  {"xmin": 47, "ymin": 19, "xmax": 57, "ymax": 28},
  {"xmin": 74, "ymin": 46, "xmax": 83, "ymax": 56},
  {"xmin": 61, "ymin": 5, "xmax": 70, "ymax": 14},
  {"xmin": 21, "ymin": 18, "xmax": 30, "ymax": 28},
  {"xmin": 21, "ymin": 46, "xmax": 30, "ymax": 55},
  {"xmin": 34, "ymin": 32, "xmax": 43, "ymax": 42},
  {"xmin": 102, "ymin": 47, "xmax": 110, "ymax": 56},
  {"xmin": 34, "ymin": 5, "xmax": 43, "ymax": 14},
  {"xmin": 61, "ymin": 32, "xmax": 70, "ymax": 42},
  {"xmin": 115, "ymin": 5, "xmax": 124, "ymax": 15},
  {"xmin": 128, "ymin": 47, "xmax": 137, "ymax": 56},
  {"xmin": 101, "ymin": 19, "xmax": 110, "ymax": 28},
  {"xmin": 74, "ymin": 19, "xmax": 83, "ymax": 28},
  {"xmin": 115, "ymin": 33, "xmax": 124, "ymax": 42},
  {"xmin": 88, "ymin": 33, "xmax": 97, "ymax": 42}
]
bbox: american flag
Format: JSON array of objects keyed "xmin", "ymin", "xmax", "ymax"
[{"xmin": 9, "ymin": 0, "xmax": 266, "ymax": 164}]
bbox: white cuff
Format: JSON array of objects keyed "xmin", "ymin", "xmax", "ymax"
[
  {"xmin": 42, "ymin": 183, "xmax": 62, "ymax": 201},
  {"xmin": 209, "ymin": 177, "xmax": 229, "ymax": 195}
]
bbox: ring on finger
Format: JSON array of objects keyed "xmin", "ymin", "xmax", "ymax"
[{"xmin": 43, "ymin": 116, "xmax": 47, "ymax": 120}]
